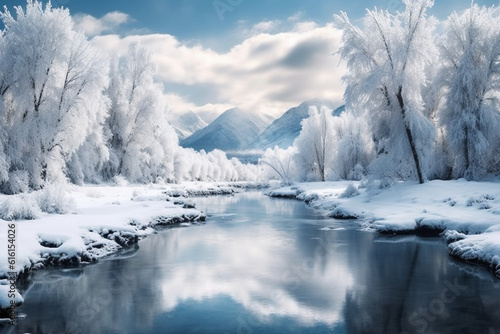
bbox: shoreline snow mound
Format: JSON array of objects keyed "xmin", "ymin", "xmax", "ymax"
[
  {"xmin": 268, "ymin": 179, "xmax": 500, "ymax": 277},
  {"xmin": 0, "ymin": 184, "xmax": 209, "ymax": 279}
]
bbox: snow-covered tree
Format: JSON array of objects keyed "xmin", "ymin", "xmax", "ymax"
[
  {"xmin": 230, "ymin": 156, "xmax": 260, "ymax": 182},
  {"xmin": 66, "ymin": 131, "xmax": 110, "ymax": 185},
  {"xmin": 0, "ymin": 33, "xmax": 12, "ymax": 186},
  {"xmin": 106, "ymin": 43, "xmax": 177, "ymax": 183},
  {"xmin": 173, "ymin": 147, "xmax": 259, "ymax": 182},
  {"xmin": 335, "ymin": 0, "xmax": 437, "ymax": 183},
  {"xmin": 332, "ymin": 111, "xmax": 375, "ymax": 180},
  {"xmin": 287, "ymin": 107, "xmax": 373, "ymax": 182},
  {"xmin": 0, "ymin": 0, "xmax": 109, "ymax": 189},
  {"xmin": 438, "ymin": 4, "xmax": 500, "ymax": 180},
  {"xmin": 294, "ymin": 106, "xmax": 336, "ymax": 181},
  {"xmin": 0, "ymin": 1, "xmax": 264, "ymax": 191}
]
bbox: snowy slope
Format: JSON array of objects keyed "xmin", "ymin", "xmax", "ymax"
[
  {"xmin": 170, "ymin": 111, "xmax": 209, "ymax": 140},
  {"xmin": 180, "ymin": 107, "xmax": 271, "ymax": 152},
  {"xmin": 253, "ymin": 100, "xmax": 344, "ymax": 150}
]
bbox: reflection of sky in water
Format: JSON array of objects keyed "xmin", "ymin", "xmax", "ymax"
[
  {"xmin": 10, "ymin": 192, "xmax": 500, "ymax": 334},
  {"xmin": 156, "ymin": 217, "xmax": 353, "ymax": 326}
]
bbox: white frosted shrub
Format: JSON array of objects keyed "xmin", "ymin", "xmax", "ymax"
[
  {"xmin": 0, "ymin": 195, "xmax": 41, "ymax": 220},
  {"xmin": 36, "ymin": 184, "xmax": 74, "ymax": 214}
]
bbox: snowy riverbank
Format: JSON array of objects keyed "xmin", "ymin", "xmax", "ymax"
[
  {"xmin": 267, "ymin": 179, "xmax": 500, "ymax": 278},
  {"xmin": 0, "ymin": 181, "xmax": 263, "ymax": 313}
]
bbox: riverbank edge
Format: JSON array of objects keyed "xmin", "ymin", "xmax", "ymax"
[
  {"xmin": 266, "ymin": 180, "xmax": 500, "ymax": 279},
  {"xmin": 0, "ymin": 181, "xmax": 267, "ymax": 316}
]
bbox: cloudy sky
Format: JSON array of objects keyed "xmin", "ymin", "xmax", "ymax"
[{"xmin": 2, "ymin": 0, "xmax": 498, "ymax": 120}]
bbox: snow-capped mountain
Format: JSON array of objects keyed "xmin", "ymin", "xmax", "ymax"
[
  {"xmin": 180, "ymin": 107, "xmax": 272, "ymax": 152},
  {"xmin": 170, "ymin": 111, "xmax": 209, "ymax": 140},
  {"xmin": 252, "ymin": 100, "xmax": 344, "ymax": 150}
]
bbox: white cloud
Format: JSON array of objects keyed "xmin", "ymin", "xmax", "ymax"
[
  {"xmin": 288, "ymin": 11, "xmax": 305, "ymax": 22},
  {"xmin": 250, "ymin": 20, "xmax": 281, "ymax": 34},
  {"xmin": 155, "ymin": 220, "xmax": 353, "ymax": 326},
  {"xmin": 92, "ymin": 21, "xmax": 346, "ymax": 118},
  {"xmin": 73, "ymin": 11, "xmax": 131, "ymax": 36}
]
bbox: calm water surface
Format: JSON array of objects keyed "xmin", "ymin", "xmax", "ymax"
[{"xmin": 4, "ymin": 192, "xmax": 500, "ymax": 334}]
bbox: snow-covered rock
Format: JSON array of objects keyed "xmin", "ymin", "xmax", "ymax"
[{"xmin": 0, "ymin": 284, "xmax": 23, "ymax": 309}]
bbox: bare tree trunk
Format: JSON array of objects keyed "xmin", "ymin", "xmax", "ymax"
[{"xmin": 396, "ymin": 87, "xmax": 424, "ymax": 184}]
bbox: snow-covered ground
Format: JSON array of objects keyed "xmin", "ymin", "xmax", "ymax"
[
  {"xmin": 267, "ymin": 179, "xmax": 500, "ymax": 278},
  {"xmin": 0, "ymin": 184, "xmax": 208, "ymax": 277}
]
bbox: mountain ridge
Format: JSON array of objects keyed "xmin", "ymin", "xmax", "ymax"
[
  {"xmin": 178, "ymin": 100, "xmax": 344, "ymax": 153},
  {"xmin": 252, "ymin": 100, "xmax": 343, "ymax": 150},
  {"xmin": 170, "ymin": 110, "xmax": 209, "ymax": 140},
  {"xmin": 180, "ymin": 107, "xmax": 271, "ymax": 152}
]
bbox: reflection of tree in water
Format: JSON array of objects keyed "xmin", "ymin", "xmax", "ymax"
[{"xmin": 342, "ymin": 235, "xmax": 500, "ymax": 333}]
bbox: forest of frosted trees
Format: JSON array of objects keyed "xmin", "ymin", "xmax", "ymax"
[
  {"xmin": 0, "ymin": 1, "xmax": 259, "ymax": 194},
  {"xmin": 262, "ymin": 0, "xmax": 500, "ymax": 184},
  {"xmin": 0, "ymin": 0, "xmax": 499, "ymax": 194}
]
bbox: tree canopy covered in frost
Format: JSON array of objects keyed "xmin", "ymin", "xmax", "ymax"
[
  {"xmin": 0, "ymin": 1, "xmax": 110, "ymax": 190},
  {"xmin": 331, "ymin": 112, "xmax": 374, "ymax": 180},
  {"xmin": 438, "ymin": 5, "xmax": 500, "ymax": 180},
  {"xmin": 105, "ymin": 43, "xmax": 177, "ymax": 183},
  {"xmin": 262, "ymin": 0, "xmax": 500, "ymax": 185},
  {"xmin": 0, "ymin": 1, "xmax": 259, "ymax": 193},
  {"xmin": 260, "ymin": 106, "xmax": 374, "ymax": 183},
  {"xmin": 294, "ymin": 106, "xmax": 335, "ymax": 181},
  {"xmin": 1, "ymin": 0, "xmax": 500, "ymax": 192},
  {"xmin": 335, "ymin": 0, "xmax": 436, "ymax": 183}
]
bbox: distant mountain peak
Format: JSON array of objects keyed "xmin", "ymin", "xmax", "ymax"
[
  {"xmin": 170, "ymin": 111, "xmax": 208, "ymax": 140},
  {"xmin": 180, "ymin": 107, "xmax": 272, "ymax": 152},
  {"xmin": 252, "ymin": 100, "xmax": 343, "ymax": 150},
  {"xmin": 178, "ymin": 101, "xmax": 343, "ymax": 153}
]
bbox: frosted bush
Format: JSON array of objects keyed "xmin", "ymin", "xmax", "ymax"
[
  {"xmin": 0, "ymin": 195, "xmax": 41, "ymax": 220},
  {"xmin": 112, "ymin": 175, "xmax": 129, "ymax": 186},
  {"xmin": 348, "ymin": 164, "xmax": 366, "ymax": 181},
  {"xmin": 466, "ymin": 194, "xmax": 495, "ymax": 210},
  {"xmin": 36, "ymin": 184, "xmax": 74, "ymax": 214},
  {"xmin": 259, "ymin": 146, "xmax": 297, "ymax": 184},
  {"xmin": 365, "ymin": 177, "xmax": 395, "ymax": 196},
  {"xmin": 376, "ymin": 178, "xmax": 395, "ymax": 189},
  {"xmin": 339, "ymin": 184, "xmax": 360, "ymax": 199},
  {"xmin": 268, "ymin": 180, "xmax": 284, "ymax": 189},
  {"xmin": 357, "ymin": 178, "xmax": 370, "ymax": 189}
]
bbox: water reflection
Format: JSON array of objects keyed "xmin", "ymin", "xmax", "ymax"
[
  {"xmin": 6, "ymin": 192, "xmax": 500, "ymax": 334},
  {"xmin": 344, "ymin": 235, "xmax": 500, "ymax": 334}
]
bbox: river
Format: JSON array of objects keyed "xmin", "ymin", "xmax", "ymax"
[{"xmin": 4, "ymin": 192, "xmax": 500, "ymax": 333}]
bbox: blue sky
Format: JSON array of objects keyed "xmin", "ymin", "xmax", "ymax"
[
  {"xmin": 2, "ymin": 0, "xmax": 499, "ymax": 119},
  {"xmin": 3, "ymin": 0, "xmax": 494, "ymax": 50}
]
